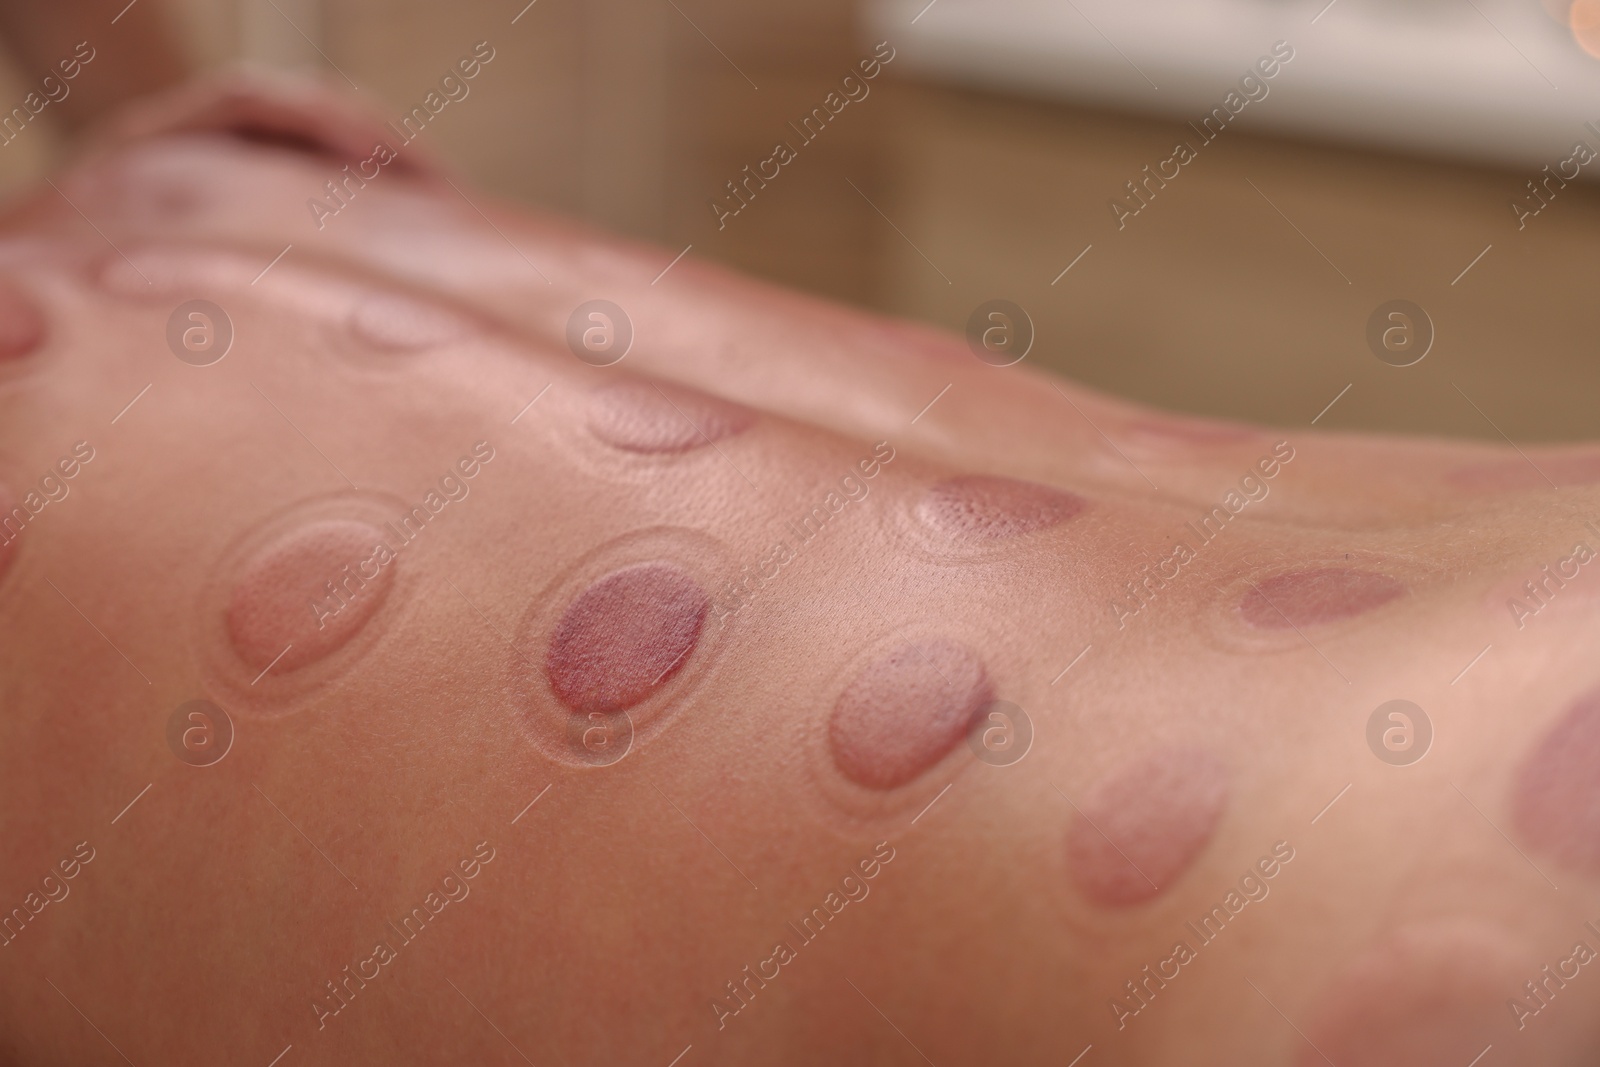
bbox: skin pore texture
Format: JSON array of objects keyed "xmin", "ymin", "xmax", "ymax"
[
  {"xmin": 915, "ymin": 474, "xmax": 1088, "ymax": 540},
  {"xmin": 0, "ymin": 71, "xmax": 1598, "ymax": 1066},
  {"xmin": 586, "ymin": 377, "xmax": 757, "ymax": 455},
  {"xmin": 1236, "ymin": 567, "xmax": 1407, "ymax": 630},
  {"xmin": 542, "ymin": 561, "xmax": 711, "ymax": 714}
]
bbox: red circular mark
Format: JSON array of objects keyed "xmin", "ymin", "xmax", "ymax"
[
  {"xmin": 226, "ymin": 519, "xmax": 394, "ymax": 674},
  {"xmin": 828, "ymin": 638, "xmax": 992, "ymax": 790},
  {"xmin": 587, "ymin": 379, "xmax": 755, "ymax": 454},
  {"xmin": 1512, "ymin": 688, "xmax": 1600, "ymax": 873},
  {"xmin": 349, "ymin": 292, "xmax": 472, "ymax": 351},
  {"xmin": 917, "ymin": 474, "xmax": 1086, "ymax": 540},
  {"xmin": 545, "ymin": 562, "xmax": 709, "ymax": 714},
  {"xmin": 0, "ymin": 279, "xmax": 44, "ymax": 360},
  {"xmin": 1293, "ymin": 922, "xmax": 1531, "ymax": 1067},
  {"xmin": 1238, "ymin": 568, "xmax": 1404, "ymax": 629},
  {"xmin": 1065, "ymin": 746, "xmax": 1229, "ymax": 907}
]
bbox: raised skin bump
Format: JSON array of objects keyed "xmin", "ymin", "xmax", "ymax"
[
  {"xmin": 0, "ymin": 279, "xmax": 45, "ymax": 360},
  {"xmin": 587, "ymin": 379, "xmax": 755, "ymax": 454},
  {"xmin": 1511, "ymin": 687, "xmax": 1600, "ymax": 873},
  {"xmin": 544, "ymin": 561, "xmax": 710, "ymax": 714},
  {"xmin": 1065, "ymin": 746, "xmax": 1229, "ymax": 907},
  {"xmin": 827, "ymin": 638, "xmax": 993, "ymax": 790},
  {"xmin": 95, "ymin": 246, "xmax": 257, "ymax": 298},
  {"xmin": 1293, "ymin": 921, "xmax": 1531, "ymax": 1067},
  {"xmin": 348, "ymin": 291, "xmax": 472, "ymax": 351},
  {"xmin": 916, "ymin": 475, "xmax": 1087, "ymax": 540},
  {"xmin": 1238, "ymin": 567, "xmax": 1404, "ymax": 629},
  {"xmin": 226, "ymin": 519, "xmax": 394, "ymax": 674}
]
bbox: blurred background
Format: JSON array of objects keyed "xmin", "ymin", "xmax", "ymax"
[{"xmin": 0, "ymin": 0, "xmax": 1595, "ymax": 440}]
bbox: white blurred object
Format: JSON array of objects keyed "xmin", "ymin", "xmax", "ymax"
[{"xmin": 865, "ymin": 0, "xmax": 1600, "ymax": 173}]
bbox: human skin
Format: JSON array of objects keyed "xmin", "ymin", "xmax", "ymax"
[{"xmin": 0, "ymin": 72, "xmax": 1599, "ymax": 1066}]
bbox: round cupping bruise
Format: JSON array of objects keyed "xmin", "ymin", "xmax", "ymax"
[
  {"xmin": 1064, "ymin": 746, "xmax": 1230, "ymax": 907},
  {"xmin": 226, "ymin": 518, "xmax": 396, "ymax": 675},
  {"xmin": 1511, "ymin": 687, "xmax": 1600, "ymax": 874},
  {"xmin": 916, "ymin": 474, "xmax": 1087, "ymax": 540},
  {"xmin": 587, "ymin": 379, "xmax": 755, "ymax": 454},
  {"xmin": 348, "ymin": 290, "xmax": 474, "ymax": 351},
  {"xmin": 1289, "ymin": 921, "xmax": 1534, "ymax": 1067},
  {"xmin": 827, "ymin": 638, "xmax": 993, "ymax": 790},
  {"xmin": 1238, "ymin": 567, "xmax": 1404, "ymax": 629},
  {"xmin": 543, "ymin": 561, "xmax": 711, "ymax": 714}
]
